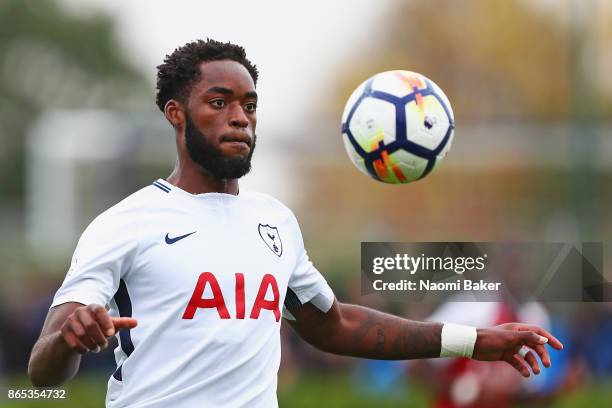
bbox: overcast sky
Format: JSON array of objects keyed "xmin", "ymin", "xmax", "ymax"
[
  {"xmin": 59, "ymin": 0, "xmax": 393, "ymax": 133},
  {"xmin": 55, "ymin": 0, "xmax": 394, "ymax": 199}
]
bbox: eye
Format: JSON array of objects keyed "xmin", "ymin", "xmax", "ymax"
[
  {"xmin": 244, "ymin": 102, "xmax": 257, "ymax": 113},
  {"xmin": 209, "ymin": 99, "xmax": 225, "ymax": 108}
]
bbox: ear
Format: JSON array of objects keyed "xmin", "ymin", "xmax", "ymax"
[{"xmin": 164, "ymin": 99, "xmax": 185, "ymax": 130}]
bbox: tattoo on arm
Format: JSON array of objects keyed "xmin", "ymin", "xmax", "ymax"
[
  {"xmin": 285, "ymin": 299, "xmax": 442, "ymax": 360},
  {"xmin": 351, "ymin": 309, "xmax": 376, "ymax": 343},
  {"xmin": 376, "ymin": 329, "xmax": 386, "ymax": 353},
  {"xmin": 390, "ymin": 324, "xmax": 439, "ymax": 359},
  {"xmin": 334, "ymin": 304, "xmax": 442, "ymax": 360},
  {"xmin": 349, "ymin": 309, "xmax": 388, "ymax": 353}
]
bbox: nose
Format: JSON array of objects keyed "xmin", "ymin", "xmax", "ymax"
[{"xmin": 228, "ymin": 103, "xmax": 249, "ymax": 128}]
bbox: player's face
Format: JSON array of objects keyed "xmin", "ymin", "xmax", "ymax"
[{"xmin": 184, "ymin": 59, "xmax": 257, "ymax": 180}]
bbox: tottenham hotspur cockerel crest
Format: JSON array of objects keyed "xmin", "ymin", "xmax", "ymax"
[{"xmin": 258, "ymin": 224, "xmax": 282, "ymax": 257}]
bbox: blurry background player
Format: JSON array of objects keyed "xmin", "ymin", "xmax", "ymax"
[
  {"xmin": 26, "ymin": 39, "xmax": 562, "ymax": 407},
  {"xmin": 426, "ymin": 300, "xmax": 550, "ymax": 408},
  {"xmin": 410, "ymin": 252, "xmax": 577, "ymax": 408}
]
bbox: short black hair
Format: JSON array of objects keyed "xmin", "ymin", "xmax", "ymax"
[{"xmin": 155, "ymin": 39, "xmax": 258, "ymax": 112}]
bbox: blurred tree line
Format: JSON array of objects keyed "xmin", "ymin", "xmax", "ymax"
[
  {"xmin": 330, "ymin": 0, "xmax": 612, "ymax": 121},
  {"xmin": 0, "ymin": 0, "xmax": 148, "ymax": 209},
  {"xmin": 300, "ymin": 0, "xmax": 612, "ymax": 278}
]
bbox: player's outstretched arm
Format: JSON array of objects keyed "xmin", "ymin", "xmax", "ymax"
[
  {"xmin": 286, "ymin": 300, "xmax": 563, "ymax": 377},
  {"xmin": 28, "ymin": 303, "xmax": 137, "ymax": 387}
]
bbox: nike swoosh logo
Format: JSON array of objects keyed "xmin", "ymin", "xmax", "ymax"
[{"xmin": 165, "ymin": 231, "xmax": 196, "ymax": 245}]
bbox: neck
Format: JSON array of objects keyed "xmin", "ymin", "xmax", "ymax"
[{"xmin": 166, "ymin": 160, "xmax": 239, "ymax": 195}]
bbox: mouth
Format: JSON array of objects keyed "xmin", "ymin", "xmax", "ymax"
[{"xmin": 221, "ymin": 133, "xmax": 252, "ymax": 148}]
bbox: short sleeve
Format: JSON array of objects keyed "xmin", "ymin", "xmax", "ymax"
[
  {"xmin": 51, "ymin": 210, "xmax": 140, "ymax": 309},
  {"xmin": 282, "ymin": 215, "xmax": 334, "ymax": 319}
]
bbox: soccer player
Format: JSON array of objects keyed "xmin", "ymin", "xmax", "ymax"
[{"xmin": 28, "ymin": 39, "xmax": 563, "ymax": 407}]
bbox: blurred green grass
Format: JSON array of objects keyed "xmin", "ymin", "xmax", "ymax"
[{"xmin": 1, "ymin": 374, "xmax": 611, "ymax": 407}]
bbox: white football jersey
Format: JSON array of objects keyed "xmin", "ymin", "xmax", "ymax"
[{"xmin": 51, "ymin": 179, "xmax": 334, "ymax": 408}]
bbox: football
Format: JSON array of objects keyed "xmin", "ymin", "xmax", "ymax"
[{"xmin": 341, "ymin": 70, "xmax": 455, "ymax": 184}]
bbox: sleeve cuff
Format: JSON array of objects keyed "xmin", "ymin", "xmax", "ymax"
[
  {"xmin": 50, "ymin": 292, "xmax": 108, "ymax": 309},
  {"xmin": 291, "ymin": 281, "xmax": 335, "ymax": 313}
]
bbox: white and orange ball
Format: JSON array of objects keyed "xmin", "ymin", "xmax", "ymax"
[{"xmin": 341, "ymin": 70, "xmax": 454, "ymax": 184}]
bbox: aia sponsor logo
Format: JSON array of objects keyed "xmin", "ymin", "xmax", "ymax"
[{"xmin": 182, "ymin": 272, "xmax": 281, "ymax": 322}]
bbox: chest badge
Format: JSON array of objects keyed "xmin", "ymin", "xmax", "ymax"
[{"xmin": 258, "ymin": 224, "xmax": 283, "ymax": 257}]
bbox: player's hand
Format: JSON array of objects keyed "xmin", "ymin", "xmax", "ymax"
[
  {"xmin": 472, "ymin": 323, "xmax": 563, "ymax": 377},
  {"xmin": 59, "ymin": 304, "xmax": 138, "ymax": 354}
]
